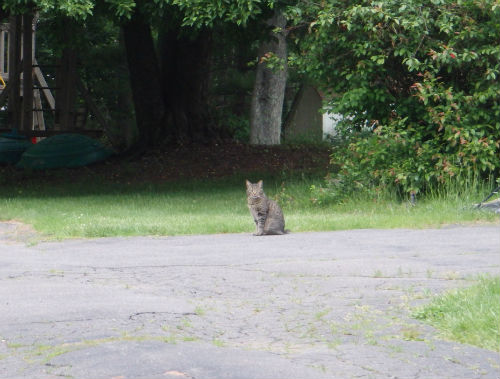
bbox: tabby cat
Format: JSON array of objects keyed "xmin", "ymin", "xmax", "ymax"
[{"xmin": 246, "ymin": 180, "xmax": 288, "ymax": 235}]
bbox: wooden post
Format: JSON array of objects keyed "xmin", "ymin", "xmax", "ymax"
[
  {"xmin": 0, "ymin": 25, "xmax": 6, "ymax": 78},
  {"xmin": 7, "ymin": 16, "xmax": 22, "ymax": 130},
  {"xmin": 21, "ymin": 12, "xmax": 34, "ymax": 133},
  {"xmin": 55, "ymin": 47, "xmax": 77, "ymax": 130},
  {"xmin": 33, "ymin": 88, "xmax": 45, "ymax": 131},
  {"xmin": 55, "ymin": 21, "xmax": 78, "ymax": 131},
  {"xmin": 34, "ymin": 59, "xmax": 55, "ymax": 110}
]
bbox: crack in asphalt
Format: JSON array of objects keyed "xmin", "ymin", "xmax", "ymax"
[{"xmin": 129, "ymin": 312, "xmax": 198, "ymax": 320}]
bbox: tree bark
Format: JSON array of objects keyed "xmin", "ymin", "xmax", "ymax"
[
  {"xmin": 122, "ymin": 7, "xmax": 166, "ymax": 150},
  {"xmin": 249, "ymin": 9, "xmax": 288, "ymax": 145},
  {"xmin": 160, "ymin": 24, "xmax": 213, "ymax": 144}
]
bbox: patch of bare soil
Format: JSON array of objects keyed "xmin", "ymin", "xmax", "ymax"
[
  {"xmin": 115, "ymin": 142, "xmax": 331, "ymax": 181},
  {"xmin": 0, "ymin": 220, "xmax": 38, "ymax": 244},
  {"xmin": 1, "ymin": 142, "xmax": 331, "ymax": 184}
]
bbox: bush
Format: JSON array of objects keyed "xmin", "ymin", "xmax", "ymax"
[{"xmin": 289, "ymin": 0, "xmax": 500, "ymax": 198}]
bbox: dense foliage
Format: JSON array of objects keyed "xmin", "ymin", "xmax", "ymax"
[
  {"xmin": 1, "ymin": 0, "xmax": 271, "ymax": 22},
  {"xmin": 289, "ymin": 0, "xmax": 500, "ymax": 197},
  {"xmin": 1, "ymin": 0, "xmax": 275, "ymax": 148}
]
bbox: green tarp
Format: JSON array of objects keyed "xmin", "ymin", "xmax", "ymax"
[
  {"xmin": 17, "ymin": 134, "xmax": 113, "ymax": 169},
  {"xmin": 0, "ymin": 135, "xmax": 32, "ymax": 165}
]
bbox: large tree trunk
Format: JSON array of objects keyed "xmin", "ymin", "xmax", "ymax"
[
  {"xmin": 122, "ymin": 6, "xmax": 166, "ymax": 151},
  {"xmin": 108, "ymin": 31, "xmax": 137, "ymax": 151},
  {"xmin": 249, "ymin": 9, "xmax": 288, "ymax": 145},
  {"xmin": 160, "ymin": 23, "xmax": 213, "ymax": 144}
]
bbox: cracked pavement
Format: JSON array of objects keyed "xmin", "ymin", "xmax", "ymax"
[{"xmin": 0, "ymin": 225, "xmax": 499, "ymax": 379}]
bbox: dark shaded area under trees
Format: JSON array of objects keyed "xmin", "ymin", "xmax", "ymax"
[{"xmin": 122, "ymin": 4, "xmax": 220, "ymax": 150}]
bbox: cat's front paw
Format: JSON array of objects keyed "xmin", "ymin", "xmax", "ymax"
[{"xmin": 253, "ymin": 231, "xmax": 264, "ymax": 236}]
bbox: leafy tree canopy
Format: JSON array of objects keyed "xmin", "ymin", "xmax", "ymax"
[{"xmin": 1, "ymin": 0, "xmax": 274, "ymax": 25}]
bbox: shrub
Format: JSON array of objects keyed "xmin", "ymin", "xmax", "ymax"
[{"xmin": 289, "ymin": 0, "xmax": 500, "ymax": 198}]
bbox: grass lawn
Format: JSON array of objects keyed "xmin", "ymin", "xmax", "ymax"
[
  {"xmin": 413, "ymin": 276, "xmax": 500, "ymax": 351},
  {"xmin": 0, "ymin": 171, "xmax": 498, "ymax": 240}
]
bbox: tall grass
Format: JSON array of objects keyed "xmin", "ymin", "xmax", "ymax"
[
  {"xmin": 0, "ymin": 172, "xmax": 497, "ymax": 239},
  {"xmin": 425, "ymin": 171, "xmax": 498, "ymax": 204},
  {"xmin": 413, "ymin": 276, "xmax": 500, "ymax": 351}
]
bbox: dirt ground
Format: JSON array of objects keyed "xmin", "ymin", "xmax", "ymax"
[{"xmin": 0, "ymin": 142, "xmax": 331, "ymax": 184}]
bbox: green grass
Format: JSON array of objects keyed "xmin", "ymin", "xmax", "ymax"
[
  {"xmin": 413, "ymin": 276, "xmax": 500, "ymax": 351},
  {"xmin": 0, "ymin": 172, "xmax": 497, "ymax": 239}
]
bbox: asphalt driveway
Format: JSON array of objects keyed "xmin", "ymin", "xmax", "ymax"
[{"xmin": 0, "ymin": 225, "xmax": 499, "ymax": 379}]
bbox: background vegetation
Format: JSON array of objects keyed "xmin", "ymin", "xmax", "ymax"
[
  {"xmin": 288, "ymin": 0, "xmax": 499, "ymax": 198},
  {"xmin": 1, "ymin": 0, "xmax": 498, "ymax": 211}
]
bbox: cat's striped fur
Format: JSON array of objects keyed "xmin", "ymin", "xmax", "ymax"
[{"xmin": 246, "ymin": 180, "xmax": 288, "ymax": 236}]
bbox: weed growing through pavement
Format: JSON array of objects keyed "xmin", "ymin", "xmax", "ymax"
[{"xmin": 413, "ymin": 276, "xmax": 500, "ymax": 351}]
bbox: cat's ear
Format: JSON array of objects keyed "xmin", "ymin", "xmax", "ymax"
[
  {"xmin": 257, "ymin": 180, "xmax": 263, "ymax": 189},
  {"xmin": 245, "ymin": 180, "xmax": 251, "ymax": 188}
]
